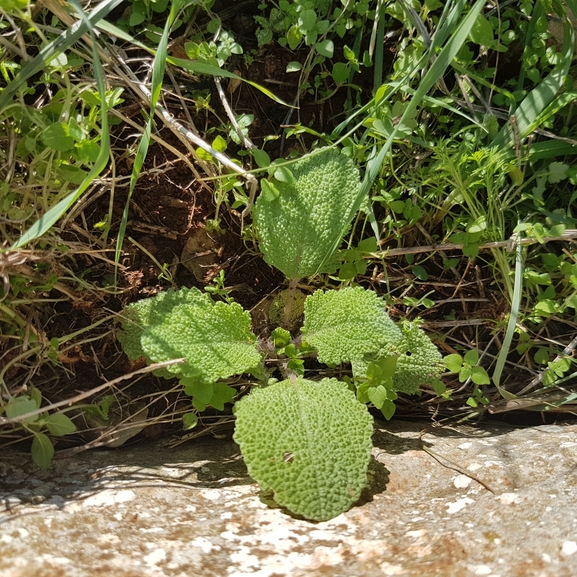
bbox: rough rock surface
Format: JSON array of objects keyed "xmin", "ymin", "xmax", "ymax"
[{"xmin": 1, "ymin": 420, "xmax": 577, "ymax": 576}]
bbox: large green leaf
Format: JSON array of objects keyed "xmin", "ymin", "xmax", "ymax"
[
  {"xmin": 118, "ymin": 287, "xmax": 261, "ymax": 383},
  {"xmin": 301, "ymin": 287, "xmax": 402, "ymax": 365},
  {"xmin": 254, "ymin": 148, "xmax": 361, "ymax": 280},
  {"xmin": 234, "ymin": 377, "xmax": 373, "ymax": 522}
]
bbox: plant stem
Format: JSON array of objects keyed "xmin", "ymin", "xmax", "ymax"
[{"xmin": 283, "ymin": 278, "xmax": 299, "ymax": 329}]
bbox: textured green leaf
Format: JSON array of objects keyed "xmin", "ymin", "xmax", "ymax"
[
  {"xmin": 254, "ymin": 148, "xmax": 361, "ymax": 280},
  {"xmin": 234, "ymin": 378, "xmax": 373, "ymax": 522},
  {"xmin": 302, "ymin": 287, "xmax": 402, "ymax": 365},
  {"xmin": 118, "ymin": 287, "xmax": 261, "ymax": 382},
  {"xmin": 390, "ymin": 321, "xmax": 445, "ymax": 394}
]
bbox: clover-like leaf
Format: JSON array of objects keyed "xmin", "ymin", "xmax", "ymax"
[
  {"xmin": 31, "ymin": 432, "xmax": 54, "ymax": 469},
  {"xmin": 45, "ymin": 412, "xmax": 76, "ymax": 436}
]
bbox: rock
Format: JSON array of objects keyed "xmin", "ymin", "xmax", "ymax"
[
  {"xmin": 181, "ymin": 227, "xmax": 222, "ymax": 282},
  {"xmin": 1, "ymin": 420, "xmax": 577, "ymax": 576}
]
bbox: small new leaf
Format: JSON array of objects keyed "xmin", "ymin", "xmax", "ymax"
[
  {"xmin": 380, "ymin": 399, "xmax": 396, "ymax": 421},
  {"xmin": 367, "ymin": 384, "xmax": 387, "ymax": 409},
  {"xmin": 464, "ymin": 349, "xmax": 479, "ymax": 366},
  {"xmin": 260, "ymin": 178, "xmax": 280, "ymax": 202},
  {"xmin": 182, "ymin": 412, "xmax": 199, "ymax": 431},
  {"xmin": 470, "ymin": 366, "xmax": 491, "ymax": 385},
  {"xmin": 45, "ymin": 413, "xmax": 76, "ymax": 436},
  {"xmin": 5, "ymin": 397, "xmax": 38, "ymax": 423},
  {"xmin": 31, "ymin": 432, "xmax": 54, "ymax": 469},
  {"xmin": 444, "ymin": 354, "xmax": 463, "ymax": 373}
]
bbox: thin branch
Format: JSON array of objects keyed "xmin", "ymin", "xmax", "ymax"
[
  {"xmin": 214, "ymin": 77, "xmax": 256, "ymax": 150},
  {"xmin": 419, "ymin": 431, "xmax": 495, "ymax": 493},
  {"xmin": 0, "ymin": 359, "xmax": 185, "ymax": 425},
  {"xmin": 377, "ymin": 230, "xmax": 577, "ymax": 258},
  {"xmin": 119, "ymin": 66, "xmax": 258, "ymax": 221}
]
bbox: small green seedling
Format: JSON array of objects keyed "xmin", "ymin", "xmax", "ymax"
[
  {"xmin": 338, "ymin": 237, "xmax": 378, "ymax": 280},
  {"xmin": 445, "ymin": 350, "xmax": 490, "ymax": 407},
  {"xmin": 1, "ymin": 386, "xmax": 76, "ymax": 468}
]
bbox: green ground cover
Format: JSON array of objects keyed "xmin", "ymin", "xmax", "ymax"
[{"xmin": 2, "ymin": 0, "xmax": 577, "ymax": 498}]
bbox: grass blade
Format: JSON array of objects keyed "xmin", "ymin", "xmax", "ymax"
[
  {"xmin": 491, "ymin": 17, "xmax": 575, "ymax": 150},
  {"xmin": 96, "ymin": 21, "xmax": 291, "ymax": 108},
  {"xmin": 12, "ymin": 0, "xmax": 111, "ymax": 248},
  {"xmin": 491, "ymin": 238, "xmax": 523, "ymax": 399},
  {"xmin": 114, "ymin": 0, "xmax": 185, "ymax": 271},
  {"xmin": 0, "ymin": 0, "xmax": 123, "ymax": 112},
  {"xmin": 359, "ymin": 0, "xmax": 486, "ymax": 200}
]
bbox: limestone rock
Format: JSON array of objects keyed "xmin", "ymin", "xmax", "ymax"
[{"xmin": 1, "ymin": 420, "xmax": 577, "ymax": 576}]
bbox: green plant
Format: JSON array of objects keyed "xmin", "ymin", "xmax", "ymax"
[
  {"xmin": 445, "ymin": 350, "xmax": 491, "ymax": 407},
  {"xmin": 5, "ymin": 0, "xmax": 577, "ymax": 514},
  {"xmin": 204, "ymin": 269, "xmax": 234, "ymax": 303},
  {"xmin": 338, "ymin": 237, "xmax": 378, "ymax": 280},
  {"xmin": 118, "ymin": 146, "xmax": 444, "ymax": 521},
  {"xmin": 1, "ymin": 386, "xmax": 76, "ymax": 468},
  {"xmin": 119, "ymin": 283, "xmax": 443, "ymax": 520}
]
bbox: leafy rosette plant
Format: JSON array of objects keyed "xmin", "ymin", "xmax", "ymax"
[
  {"xmin": 118, "ymin": 147, "xmax": 445, "ymax": 521},
  {"xmin": 119, "ymin": 285, "xmax": 444, "ymax": 521}
]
